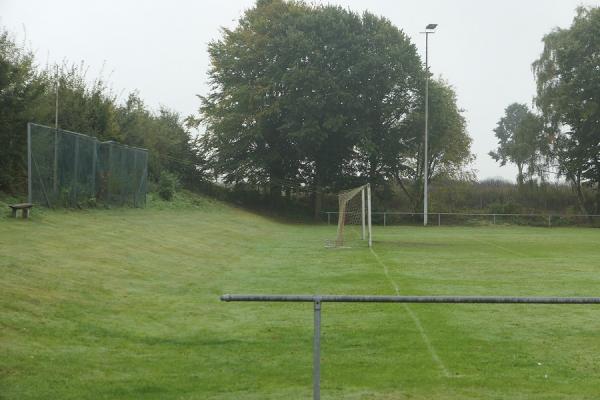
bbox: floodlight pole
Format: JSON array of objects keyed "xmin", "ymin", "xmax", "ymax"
[{"xmin": 421, "ymin": 25, "xmax": 437, "ymax": 226}]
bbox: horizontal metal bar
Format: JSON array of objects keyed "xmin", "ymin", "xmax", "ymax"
[{"xmin": 221, "ymin": 294, "xmax": 600, "ymax": 304}]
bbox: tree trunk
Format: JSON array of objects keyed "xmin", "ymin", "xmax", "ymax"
[
  {"xmin": 314, "ymin": 189, "xmax": 323, "ymax": 221},
  {"xmin": 595, "ymin": 161, "xmax": 600, "ymax": 215},
  {"xmin": 517, "ymin": 164, "xmax": 524, "ymax": 186},
  {"xmin": 595, "ymin": 184, "xmax": 600, "ymax": 215},
  {"xmin": 410, "ymin": 178, "xmax": 424, "ymax": 214},
  {"xmin": 572, "ymin": 171, "xmax": 590, "ymax": 216},
  {"xmin": 396, "ymin": 177, "xmax": 414, "ymax": 204},
  {"xmin": 269, "ymin": 181, "xmax": 281, "ymax": 205},
  {"xmin": 313, "ymin": 166, "xmax": 323, "ymax": 221}
]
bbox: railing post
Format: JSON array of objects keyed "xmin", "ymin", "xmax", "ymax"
[
  {"xmin": 493, "ymin": 214, "xmax": 496, "ymax": 225},
  {"xmin": 383, "ymin": 212, "xmax": 386, "ymax": 227},
  {"xmin": 438, "ymin": 213, "xmax": 441, "ymax": 226},
  {"xmin": 313, "ymin": 299, "xmax": 321, "ymax": 400},
  {"xmin": 327, "ymin": 212, "xmax": 331, "ymax": 225}
]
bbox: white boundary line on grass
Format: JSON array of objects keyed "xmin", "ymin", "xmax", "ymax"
[{"xmin": 369, "ymin": 247, "xmax": 451, "ymax": 378}]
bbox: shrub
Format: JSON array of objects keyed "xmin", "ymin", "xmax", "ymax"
[
  {"xmin": 158, "ymin": 172, "xmax": 179, "ymax": 201},
  {"xmin": 488, "ymin": 201, "xmax": 522, "ymax": 214}
]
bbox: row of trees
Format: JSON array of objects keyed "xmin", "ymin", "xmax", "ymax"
[
  {"xmin": 490, "ymin": 7, "xmax": 600, "ymax": 214},
  {"xmin": 1, "ymin": 1, "xmax": 474, "ymax": 215},
  {"xmin": 5, "ymin": 1, "xmax": 598, "ymax": 217},
  {"xmin": 0, "ymin": 28, "xmax": 201, "ymax": 195},
  {"xmin": 196, "ymin": 0, "xmax": 473, "ymax": 216}
]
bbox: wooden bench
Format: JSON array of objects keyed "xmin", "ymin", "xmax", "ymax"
[{"xmin": 9, "ymin": 203, "xmax": 33, "ymax": 219}]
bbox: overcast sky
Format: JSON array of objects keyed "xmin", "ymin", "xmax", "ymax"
[{"xmin": 2, "ymin": 0, "xmax": 599, "ymax": 181}]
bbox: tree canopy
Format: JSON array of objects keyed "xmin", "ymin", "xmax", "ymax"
[
  {"xmin": 533, "ymin": 6, "xmax": 600, "ymax": 213},
  {"xmin": 199, "ymin": 0, "xmax": 472, "ymax": 214},
  {"xmin": 0, "ymin": 27, "xmax": 201, "ymax": 195},
  {"xmin": 397, "ymin": 78, "xmax": 473, "ymax": 210},
  {"xmin": 489, "ymin": 103, "xmax": 546, "ymax": 185}
]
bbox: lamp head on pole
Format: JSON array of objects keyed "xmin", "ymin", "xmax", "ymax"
[{"xmin": 425, "ymin": 23, "xmax": 438, "ymax": 30}]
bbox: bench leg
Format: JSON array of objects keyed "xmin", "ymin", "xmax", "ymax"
[
  {"xmin": 11, "ymin": 209, "xmax": 17, "ymax": 218},
  {"xmin": 22, "ymin": 208, "xmax": 30, "ymax": 219}
]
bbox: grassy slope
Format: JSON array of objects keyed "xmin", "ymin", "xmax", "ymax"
[{"xmin": 1, "ymin": 192, "xmax": 600, "ymax": 399}]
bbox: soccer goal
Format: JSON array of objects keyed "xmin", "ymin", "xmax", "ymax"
[{"xmin": 328, "ymin": 184, "xmax": 372, "ymax": 248}]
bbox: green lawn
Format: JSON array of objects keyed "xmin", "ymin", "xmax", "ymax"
[{"xmin": 2, "ymin": 193, "xmax": 600, "ymax": 399}]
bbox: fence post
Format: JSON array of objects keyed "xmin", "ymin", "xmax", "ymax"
[
  {"xmin": 493, "ymin": 214, "xmax": 496, "ymax": 225},
  {"xmin": 548, "ymin": 215, "xmax": 551, "ymax": 228},
  {"xmin": 327, "ymin": 212, "xmax": 330, "ymax": 225},
  {"xmin": 438, "ymin": 213, "xmax": 441, "ymax": 226},
  {"xmin": 313, "ymin": 299, "xmax": 321, "ymax": 400},
  {"xmin": 383, "ymin": 212, "xmax": 386, "ymax": 227}
]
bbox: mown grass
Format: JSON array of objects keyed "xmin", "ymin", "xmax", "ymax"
[{"xmin": 1, "ymin": 191, "xmax": 600, "ymax": 399}]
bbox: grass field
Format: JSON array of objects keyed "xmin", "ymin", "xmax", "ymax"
[{"xmin": 2, "ymin": 192, "xmax": 600, "ymax": 399}]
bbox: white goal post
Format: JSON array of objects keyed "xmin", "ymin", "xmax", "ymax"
[{"xmin": 330, "ymin": 183, "xmax": 372, "ymax": 248}]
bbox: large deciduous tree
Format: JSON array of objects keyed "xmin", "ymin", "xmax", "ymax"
[
  {"xmin": 533, "ymin": 7, "xmax": 600, "ymax": 213},
  {"xmin": 200, "ymin": 0, "xmax": 314, "ymax": 191},
  {"xmin": 199, "ymin": 0, "xmax": 472, "ymax": 215},
  {"xmin": 489, "ymin": 103, "xmax": 546, "ymax": 185},
  {"xmin": 396, "ymin": 79, "xmax": 473, "ymax": 211},
  {"xmin": 0, "ymin": 30, "xmax": 47, "ymax": 193},
  {"xmin": 350, "ymin": 12, "xmax": 423, "ymax": 187}
]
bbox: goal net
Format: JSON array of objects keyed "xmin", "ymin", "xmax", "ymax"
[{"xmin": 328, "ymin": 184, "xmax": 372, "ymax": 248}]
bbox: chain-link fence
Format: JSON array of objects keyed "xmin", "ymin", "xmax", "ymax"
[{"xmin": 27, "ymin": 123, "xmax": 148, "ymax": 208}]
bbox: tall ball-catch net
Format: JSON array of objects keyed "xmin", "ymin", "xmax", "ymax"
[
  {"xmin": 328, "ymin": 184, "xmax": 372, "ymax": 248},
  {"xmin": 28, "ymin": 123, "xmax": 148, "ymax": 208}
]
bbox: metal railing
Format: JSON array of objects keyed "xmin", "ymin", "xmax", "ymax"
[
  {"xmin": 221, "ymin": 294, "xmax": 600, "ymax": 399},
  {"xmin": 324, "ymin": 211, "xmax": 600, "ymax": 227}
]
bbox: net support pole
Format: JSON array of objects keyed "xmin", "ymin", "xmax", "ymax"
[
  {"xmin": 361, "ymin": 187, "xmax": 366, "ymax": 240},
  {"xmin": 53, "ymin": 66, "xmax": 59, "ymax": 195},
  {"xmin": 313, "ymin": 299, "xmax": 321, "ymax": 400},
  {"xmin": 73, "ymin": 136, "xmax": 79, "ymax": 206},
  {"xmin": 27, "ymin": 123, "xmax": 32, "ymax": 203},
  {"xmin": 133, "ymin": 150, "xmax": 138, "ymax": 207},
  {"xmin": 91, "ymin": 140, "xmax": 97, "ymax": 199},
  {"xmin": 53, "ymin": 129, "xmax": 58, "ymax": 195},
  {"xmin": 367, "ymin": 184, "xmax": 372, "ymax": 247},
  {"xmin": 107, "ymin": 144, "xmax": 112, "ymax": 202}
]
